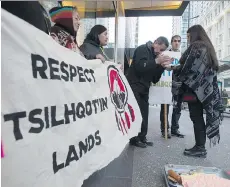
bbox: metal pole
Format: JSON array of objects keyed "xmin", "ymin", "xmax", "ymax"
[
  {"xmin": 164, "ymin": 104, "xmax": 168, "ymax": 140},
  {"xmin": 114, "ymin": 1, "xmax": 118, "ymax": 64},
  {"xmin": 188, "ymin": 2, "xmax": 190, "ymax": 29}
]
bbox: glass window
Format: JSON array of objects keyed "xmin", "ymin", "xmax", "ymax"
[
  {"xmin": 218, "ymin": 50, "xmax": 221, "ymax": 59},
  {"xmin": 222, "ymin": 1, "xmax": 225, "ymax": 9},
  {"xmin": 228, "ymin": 13, "xmax": 230, "ymax": 27},
  {"xmin": 220, "ymin": 18, "xmax": 224, "ymax": 30},
  {"xmin": 219, "ymin": 34, "xmax": 223, "ymax": 43},
  {"xmin": 224, "ymin": 78, "xmax": 230, "ymax": 88}
]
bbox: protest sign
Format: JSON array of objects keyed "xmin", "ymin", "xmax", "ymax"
[
  {"xmin": 1, "ymin": 9, "xmax": 141, "ymax": 187},
  {"xmin": 149, "ymin": 51, "xmax": 181, "ymax": 104}
]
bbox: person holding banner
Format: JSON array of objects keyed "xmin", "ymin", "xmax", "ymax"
[
  {"xmin": 172, "ymin": 25, "xmax": 221, "ymax": 158},
  {"xmin": 49, "ymin": 6, "xmax": 82, "ymax": 54},
  {"xmin": 127, "ymin": 37, "xmax": 173, "ymax": 148},
  {"xmin": 160, "ymin": 35, "xmax": 185, "ymax": 139},
  {"xmin": 1, "ymin": 1, "xmax": 51, "ymax": 35},
  {"xmin": 1, "ymin": 5, "xmax": 144, "ymax": 186},
  {"xmin": 80, "ymin": 25, "xmax": 110, "ymax": 63}
]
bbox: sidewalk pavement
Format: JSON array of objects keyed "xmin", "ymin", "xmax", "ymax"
[{"xmin": 132, "ymin": 106, "xmax": 230, "ymax": 187}]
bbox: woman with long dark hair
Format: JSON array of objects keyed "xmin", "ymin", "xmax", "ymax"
[
  {"xmin": 172, "ymin": 25, "xmax": 222, "ymax": 158},
  {"xmin": 80, "ymin": 25, "xmax": 109, "ymax": 62}
]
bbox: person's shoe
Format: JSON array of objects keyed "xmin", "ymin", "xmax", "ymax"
[
  {"xmin": 171, "ymin": 130, "xmax": 185, "ymax": 138},
  {"xmin": 129, "ymin": 139, "xmax": 147, "ymax": 148},
  {"xmin": 141, "ymin": 139, "xmax": 154, "ymax": 146},
  {"xmin": 184, "ymin": 145, "xmax": 197, "ymax": 152},
  {"xmin": 183, "ymin": 145, "xmax": 207, "ymax": 158},
  {"xmin": 161, "ymin": 132, "xmax": 171, "ymax": 139}
]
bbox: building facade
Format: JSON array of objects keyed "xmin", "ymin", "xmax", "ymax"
[
  {"xmin": 172, "ymin": 1, "xmax": 230, "ymax": 92},
  {"xmin": 125, "ymin": 17, "xmax": 139, "ymax": 48},
  {"xmin": 172, "ymin": 7, "xmax": 189, "ymax": 52}
]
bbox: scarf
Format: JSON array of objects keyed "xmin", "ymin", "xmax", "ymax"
[{"xmin": 172, "ymin": 41, "xmax": 221, "ymax": 146}]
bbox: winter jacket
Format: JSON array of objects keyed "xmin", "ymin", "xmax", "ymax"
[
  {"xmin": 50, "ymin": 24, "xmax": 81, "ymax": 54},
  {"xmin": 126, "ymin": 41, "xmax": 165, "ymax": 93},
  {"xmin": 80, "ymin": 39, "xmax": 110, "ymax": 60}
]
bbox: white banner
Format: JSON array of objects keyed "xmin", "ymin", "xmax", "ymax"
[
  {"xmin": 149, "ymin": 51, "xmax": 181, "ymax": 104},
  {"xmin": 1, "ymin": 9, "xmax": 141, "ymax": 187}
]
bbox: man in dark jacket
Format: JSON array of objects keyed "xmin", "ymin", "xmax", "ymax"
[
  {"xmin": 126, "ymin": 37, "xmax": 172, "ymax": 148},
  {"xmin": 160, "ymin": 35, "xmax": 185, "ymax": 139}
]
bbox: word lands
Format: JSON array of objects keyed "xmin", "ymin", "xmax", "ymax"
[{"xmin": 53, "ymin": 130, "xmax": 102, "ymax": 174}]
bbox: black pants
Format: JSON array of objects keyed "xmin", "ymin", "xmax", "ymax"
[
  {"xmin": 133, "ymin": 91, "xmax": 149, "ymax": 141},
  {"xmin": 188, "ymin": 100, "xmax": 206, "ymax": 147},
  {"xmin": 171, "ymin": 100, "xmax": 182, "ymax": 132}
]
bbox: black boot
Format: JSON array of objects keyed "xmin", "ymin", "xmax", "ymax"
[
  {"xmin": 141, "ymin": 139, "xmax": 154, "ymax": 146},
  {"xmin": 184, "ymin": 126, "xmax": 207, "ymax": 157},
  {"xmin": 129, "ymin": 137, "xmax": 147, "ymax": 148},
  {"xmin": 184, "ymin": 131, "xmax": 207, "ymax": 158},
  {"xmin": 184, "ymin": 145, "xmax": 207, "ymax": 158},
  {"xmin": 184, "ymin": 145, "xmax": 197, "ymax": 151},
  {"xmin": 171, "ymin": 130, "xmax": 185, "ymax": 138}
]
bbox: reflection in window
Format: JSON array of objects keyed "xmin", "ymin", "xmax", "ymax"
[
  {"xmin": 222, "ymin": 1, "xmax": 225, "ymax": 9},
  {"xmin": 125, "ymin": 17, "xmax": 139, "ymax": 48},
  {"xmin": 218, "ymin": 50, "xmax": 222, "ymax": 59},
  {"xmin": 224, "ymin": 78, "xmax": 230, "ymax": 88},
  {"xmin": 220, "ymin": 18, "xmax": 223, "ymax": 30},
  {"xmin": 219, "ymin": 34, "xmax": 223, "ymax": 44}
]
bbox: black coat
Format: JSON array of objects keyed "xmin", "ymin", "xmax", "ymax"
[
  {"xmin": 80, "ymin": 39, "xmax": 109, "ymax": 60},
  {"xmin": 1, "ymin": 1, "xmax": 51, "ymax": 34},
  {"xmin": 126, "ymin": 41, "xmax": 165, "ymax": 93}
]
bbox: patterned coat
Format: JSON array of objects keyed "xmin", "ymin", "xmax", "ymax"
[
  {"xmin": 172, "ymin": 41, "xmax": 221, "ymax": 146},
  {"xmin": 50, "ymin": 24, "xmax": 82, "ymax": 55}
]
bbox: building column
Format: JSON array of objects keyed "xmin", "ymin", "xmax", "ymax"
[{"xmin": 223, "ymin": 12, "xmax": 229, "ymax": 58}]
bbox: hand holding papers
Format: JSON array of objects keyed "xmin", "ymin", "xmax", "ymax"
[
  {"xmin": 162, "ymin": 51, "xmax": 181, "ymax": 69},
  {"xmin": 155, "ymin": 54, "xmax": 174, "ymax": 67}
]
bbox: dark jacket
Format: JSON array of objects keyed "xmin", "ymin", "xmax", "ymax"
[
  {"xmin": 1, "ymin": 1, "xmax": 51, "ymax": 34},
  {"xmin": 126, "ymin": 41, "xmax": 165, "ymax": 93},
  {"xmin": 80, "ymin": 39, "xmax": 109, "ymax": 60}
]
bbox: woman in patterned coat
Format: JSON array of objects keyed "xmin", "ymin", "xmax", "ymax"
[{"xmin": 172, "ymin": 25, "xmax": 222, "ymax": 158}]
